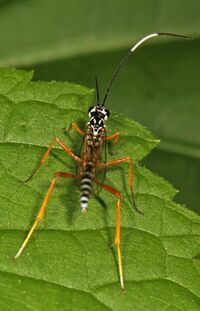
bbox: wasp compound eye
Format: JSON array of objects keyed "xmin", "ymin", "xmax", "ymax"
[
  {"xmin": 88, "ymin": 106, "xmax": 95, "ymax": 117},
  {"xmin": 88, "ymin": 106, "xmax": 94, "ymax": 113},
  {"xmin": 105, "ymin": 109, "xmax": 110, "ymax": 118}
]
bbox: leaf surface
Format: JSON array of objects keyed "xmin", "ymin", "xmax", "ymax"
[
  {"xmin": 0, "ymin": 68, "xmax": 200, "ymax": 310},
  {"xmin": 0, "ymin": 0, "xmax": 199, "ymax": 212}
]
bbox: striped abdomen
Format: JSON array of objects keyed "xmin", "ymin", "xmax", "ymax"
[
  {"xmin": 80, "ymin": 124, "xmax": 105, "ymax": 212},
  {"xmin": 80, "ymin": 161, "xmax": 94, "ymax": 212}
]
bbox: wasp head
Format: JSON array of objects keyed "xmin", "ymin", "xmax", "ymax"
[{"xmin": 88, "ymin": 105, "xmax": 110, "ymax": 135}]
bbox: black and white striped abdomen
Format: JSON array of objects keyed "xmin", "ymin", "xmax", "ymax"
[{"xmin": 80, "ymin": 168, "xmax": 93, "ymax": 212}]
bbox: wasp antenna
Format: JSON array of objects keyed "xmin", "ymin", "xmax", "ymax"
[
  {"xmin": 157, "ymin": 32, "xmax": 192, "ymax": 40},
  {"xmin": 102, "ymin": 32, "xmax": 191, "ymax": 106},
  {"xmin": 130, "ymin": 32, "xmax": 191, "ymax": 53},
  {"xmin": 95, "ymin": 75, "xmax": 100, "ymax": 106}
]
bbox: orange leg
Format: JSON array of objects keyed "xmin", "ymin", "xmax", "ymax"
[
  {"xmin": 96, "ymin": 180, "xmax": 124, "ymax": 289},
  {"xmin": 99, "ymin": 157, "xmax": 142, "ymax": 214},
  {"xmin": 22, "ymin": 137, "xmax": 81, "ymax": 182},
  {"xmin": 106, "ymin": 131, "xmax": 120, "ymax": 154},
  {"xmin": 14, "ymin": 172, "xmax": 78, "ymax": 259},
  {"xmin": 106, "ymin": 131, "xmax": 120, "ymax": 145},
  {"xmin": 68, "ymin": 122, "xmax": 85, "ymax": 136}
]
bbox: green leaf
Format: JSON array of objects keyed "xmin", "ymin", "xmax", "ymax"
[
  {"xmin": 0, "ymin": 0, "xmax": 199, "ymax": 213},
  {"xmin": 0, "ymin": 68, "xmax": 200, "ymax": 310}
]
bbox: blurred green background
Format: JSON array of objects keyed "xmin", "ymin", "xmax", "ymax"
[{"xmin": 0, "ymin": 0, "xmax": 199, "ymax": 213}]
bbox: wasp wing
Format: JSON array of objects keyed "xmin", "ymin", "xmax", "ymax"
[{"xmin": 93, "ymin": 129, "xmax": 107, "ymax": 195}]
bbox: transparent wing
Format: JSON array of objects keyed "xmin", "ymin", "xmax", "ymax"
[
  {"xmin": 75, "ymin": 129, "xmax": 108, "ymax": 196},
  {"xmin": 75, "ymin": 134, "xmax": 85, "ymax": 188},
  {"xmin": 93, "ymin": 130, "xmax": 107, "ymax": 195}
]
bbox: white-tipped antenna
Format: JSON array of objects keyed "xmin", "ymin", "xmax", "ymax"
[{"xmin": 101, "ymin": 32, "xmax": 191, "ymax": 106}]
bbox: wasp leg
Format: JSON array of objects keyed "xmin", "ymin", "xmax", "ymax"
[
  {"xmin": 14, "ymin": 172, "xmax": 78, "ymax": 259},
  {"xmin": 21, "ymin": 137, "xmax": 81, "ymax": 183},
  {"xmin": 67, "ymin": 122, "xmax": 85, "ymax": 136},
  {"xmin": 95, "ymin": 180, "xmax": 124, "ymax": 289},
  {"xmin": 99, "ymin": 157, "xmax": 143, "ymax": 215},
  {"xmin": 106, "ymin": 131, "xmax": 120, "ymax": 145},
  {"xmin": 106, "ymin": 131, "xmax": 120, "ymax": 154}
]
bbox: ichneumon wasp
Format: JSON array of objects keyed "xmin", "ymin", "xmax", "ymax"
[{"xmin": 14, "ymin": 32, "xmax": 190, "ymax": 289}]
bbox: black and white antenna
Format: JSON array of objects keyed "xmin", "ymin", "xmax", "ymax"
[{"xmin": 101, "ymin": 32, "xmax": 191, "ymax": 106}]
